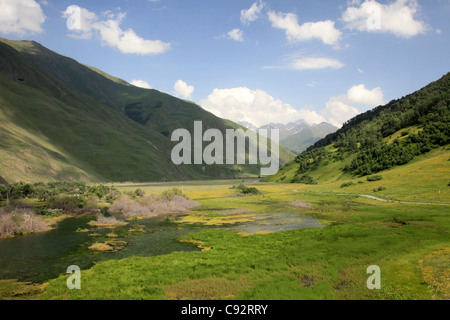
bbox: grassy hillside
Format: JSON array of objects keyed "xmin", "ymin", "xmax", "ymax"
[
  {"xmin": 265, "ymin": 72, "xmax": 450, "ymax": 203},
  {"xmin": 0, "ymin": 38, "xmax": 294, "ymax": 183},
  {"xmin": 267, "ymin": 145, "xmax": 449, "ymax": 203}
]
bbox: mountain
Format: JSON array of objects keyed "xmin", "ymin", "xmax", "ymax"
[
  {"xmin": 237, "ymin": 121, "xmax": 258, "ymax": 132},
  {"xmin": 278, "ymin": 122, "xmax": 338, "ymax": 154},
  {"xmin": 0, "ymin": 38, "xmax": 294, "ymax": 183},
  {"xmin": 239, "ymin": 120, "xmax": 338, "ymax": 154},
  {"xmin": 265, "ymin": 72, "xmax": 450, "ymax": 185}
]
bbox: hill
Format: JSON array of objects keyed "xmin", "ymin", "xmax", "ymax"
[
  {"xmin": 277, "ymin": 121, "xmax": 338, "ymax": 154},
  {"xmin": 265, "ymin": 72, "xmax": 450, "ymax": 201},
  {"xmin": 0, "ymin": 38, "xmax": 294, "ymax": 183}
]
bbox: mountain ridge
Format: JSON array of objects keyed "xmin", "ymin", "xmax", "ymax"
[
  {"xmin": 0, "ymin": 38, "xmax": 294, "ymax": 183},
  {"xmin": 265, "ymin": 71, "xmax": 450, "ymax": 184},
  {"xmin": 239, "ymin": 119, "xmax": 338, "ymax": 154}
]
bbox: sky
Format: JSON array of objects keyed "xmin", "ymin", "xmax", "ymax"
[{"xmin": 0, "ymin": 0, "xmax": 449, "ymax": 128}]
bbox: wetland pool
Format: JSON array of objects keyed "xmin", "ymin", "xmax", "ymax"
[{"xmin": 0, "ymin": 211, "xmax": 324, "ymax": 284}]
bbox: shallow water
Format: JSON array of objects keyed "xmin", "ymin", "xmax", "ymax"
[
  {"xmin": 0, "ymin": 214, "xmax": 201, "ymax": 283},
  {"xmin": 228, "ymin": 212, "xmax": 325, "ymax": 234}
]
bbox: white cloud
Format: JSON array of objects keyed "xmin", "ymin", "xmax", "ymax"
[
  {"xmin": 226, "ymin": 28, "xmax": 244, "ymax": 42},
  {"xmin": 347, "ymin": 84, "xmax": 384, "ymax": 105},
  {"xmin": 130, "ymin": 79, "xmax": 152, "ymax": 89},
  {"xmin": 291, "ymin": 57, "xmax": 345, "ymax": 70},
  {"xmin": 174, "ymin": 80, "xmax": 194, "ymax": 100},
  {"xmin": 342, "ymin": 0, "xmax": 428, "ymax": 38},
  {"xmin": 200, "ymin": 87, "xmax": 326, "ymax": 127},
  {"xmin": 62, "ymin": 6, "xmax": 171, "ymax": 55},
  {"xmin": 322, "ymin": 84, "xmax": 384, "ymax": 127},
  {"xmin": 241, "ymin": 0, "xmax": 265, "ymax": 25},
  {"xmin": 323, "ymin": 100, "xmax": 360, "ymax": 128},
  {"xmin": 63, "ymin": 5, "xmax": 97, "ymax": 39},
  {"xmin": 267, "ymin": 11, "xmax": 342, "ymax": 46},
  {"xmin": 0, "ymin": 0, "xmax": 46, "ymax": 36}
]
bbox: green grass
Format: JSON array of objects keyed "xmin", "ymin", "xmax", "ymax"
[
  {"xmin": 36, "ymin": 182, "xmax": 449, "ymax": 300},
  {"xmin": 265, "ymin": 146, "xmax": 450, "ymax": 204}
]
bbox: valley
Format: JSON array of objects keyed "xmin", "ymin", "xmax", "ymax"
[
  {"xmin": 0, "ymin": 35, "xmax": 448, "ymax": 302},
  {"xmin": 1, "ymin": 178, "xmax": 448, "ymax": 300}
]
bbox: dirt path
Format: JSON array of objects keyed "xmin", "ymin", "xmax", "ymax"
[{"xmin": 359, "ymin": 194, "xmax": 450, "ymax": 206}]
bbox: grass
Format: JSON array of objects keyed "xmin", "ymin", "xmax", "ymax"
[
  {"xmin": 35, "ymin": 180, "xmax": 449, "ymax": 300},
  {"xmin": 265, "ymin": 146, "xmax": 450, "ymax": 204}
]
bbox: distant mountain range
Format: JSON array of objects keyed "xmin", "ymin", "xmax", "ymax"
[
  {"xmin": 238, "ymin": 120, "xmax": 338, "ymax": 154},
  {"xmin": 0, "ymin": 37, "xmax": 294, "ymax": 183}
]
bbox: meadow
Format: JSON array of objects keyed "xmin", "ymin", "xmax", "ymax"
[{"xmin": 26, "ymin": 179, "xmax": 449, "ymax": 300}]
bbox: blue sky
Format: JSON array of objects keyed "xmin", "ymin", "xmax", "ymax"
[{"xmin": 1, "ymin": 0, "xmax": 449, "ymax": 127}]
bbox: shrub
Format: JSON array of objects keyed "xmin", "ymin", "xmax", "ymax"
[
  {"xmin": 367, "ymin": 175, "xmax": 383, "ymax": 182},
  {"xmin": 104, "ymin": 188, "xmax": 121, "ymax": 204},
  {"xmin": 0, "ymin": 208, "xmax": 47, "ymax": 237},
  {"xmin": 373, "ymin": 186, "xmax": 386, "ymax": 192},
  {"xmin": 161, "ymin": 188, "xmax": 185, "ymax": 200},
  {"xmin": 87, "ymin": 184, "xmax": 110, "ymax": 200},
  {"xmin": 42, "ymin": 209, "xmax": 63, "ymax": 217},
  {"xmin": 47, "ymin": 195, "xmax": 87, "ymax": 212},
  {"xmin": 134, "ymin": 189, "xmax": 145, "ymax": 198},
  {"xmin": 110, "ymin": 195, "xmax": 152, "ymax": 216},
  {"xmin": 233, "ymin": 184, "xmax": 261, "ymax": 195},
  {"xmin": 341, "ymin": 182, "xmax": 356, "ymax": 188},
  {"xmin": 291, "ymin": 175, "xmax": 317, "ymax": 185},
  {"xmin": 110, "ymin": 192, "xmax": 199, "ymax": 217},
  {"xmin": 96, "ymin": 214, "xmax": 125, "ymax": 226}
]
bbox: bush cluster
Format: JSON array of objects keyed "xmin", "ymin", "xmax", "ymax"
[{"xmin": 232, "ymin": 184, "xmax": 261, "ymax": 195}]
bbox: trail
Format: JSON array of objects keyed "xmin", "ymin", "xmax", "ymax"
[
  {"xmin": 288, "ymin": 189, "xmax": 450, "ymax": 206},
  {"xmin": 358, "ymin": 194, "xmax": 450, "ymax": 206}
]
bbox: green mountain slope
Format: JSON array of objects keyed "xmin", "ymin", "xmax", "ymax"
[
  {"xmin": 0, "ymin": 38, "xmax": 294, "ymax": 183},
  {"xmin": 265, "ymin": 72, "xmax": 450, "ymax": 195}
]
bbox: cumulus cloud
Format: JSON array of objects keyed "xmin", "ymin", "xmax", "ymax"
[
  {"xmin": 0, "ymin": 0, "xmax": 46, "ymax": 36},
  {"xmin": 322, "ymin": 84, "xmax": 384, "ymax": 127},
  {"xmin": 62, "ymin": 6, "xmax": 170, "ymax": 55},
  {"xmin": 130, "ymin": 79, "xmax": 152, "ymax": 89},
  {"xmin": 291, "ymin": 57, "xmax": 345, "ymax": 70},
  {"xmin": 241, "ymin": 0, "xmax": 265, "ymax": 25},
  {"xmin": 226, "ymin": 28, "xmax": 244, "ymax": 42},
  {"xmin": 174, "ymin": 80, "xmax": 194, "ymax": 100},
  {"xmin": 200, "ymin": 87, "xmax": 326, "ymax": 127},
  {"xmin": 268, "ymin": 11, "xmax": 342, "ymax": 46},
  {"xmin": 342, "ymin": 0, "xmax": 428, "ymax": 38}
]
